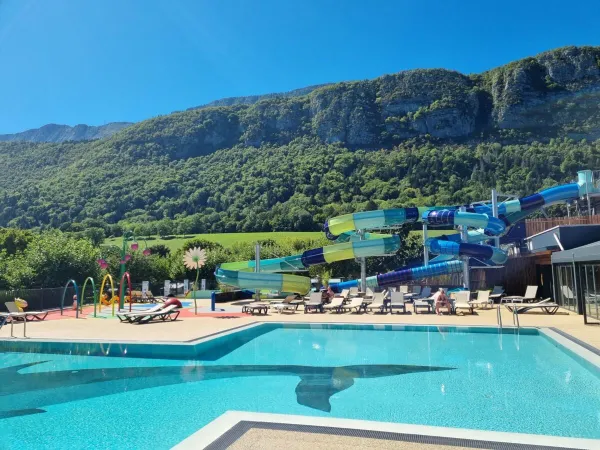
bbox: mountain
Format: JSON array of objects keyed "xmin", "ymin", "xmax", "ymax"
[
  {"xmin": 0, "ymin": 122, "xmax": 133, "ymax": 143},
  {"xmin": 187, "ymin": 84, "xmax": 332, "ymax": 110},
  {"xmin": 0, "ymin": 46, "xmax": 599, "ymax": 235}
]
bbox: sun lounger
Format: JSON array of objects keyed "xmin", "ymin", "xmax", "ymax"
[
  {"xmin": 365, "ymin": 287, "xmax": 375, "ymax": 299},
  {"xmin": 241, "ymin": 303, "xmax": 269, "ymax": 315},
  {"xmin": 452, "ymin": 291, "xmax": 474, "ymax": 314},
  {"xmin": 470, "ymin": 290, "xmax": 492, "ymax": 309},
  {"xmin": 489, "ymin": 286, "xmax": 504, "ymax": 303},
  {"xmin": 366, "ymin": 292, "xmax": 386, "ymax": 313},
  {"xmin": 389, "ymin": 292, "xmax": 407, "ymax": 314},
  {"xmin": 270, "ymin": 295, "xmax": 301, "ymax": 314},
  {"xmin": 4, "ymin": 301, "xmax": 48, "ymax": 321},
  {"xmin": 349, "ymin": 287, "xmax": 359, "ymax": 297},
  {"xmin": 504, "ymin": 298, "xmax": 559, "ymax": 315},
  {"xmin": 503, "ymin": 285, "xmax": 538, "ymax": 303},
  {"xmin": 403, "ymin": 285, "xmax": 421, "ymax": 300},
  {"xmin": 304, "ymin": 292, "xmax": 324, "ymax": 313},
  {"xmin": 116, "ymin": 304, "xmax": 164, "ymax": 322},
  {"xmin": 127, "ymin": 304, "xmax": 182, "ymax": 323},
  {"xmin": 344, "ymin": 297, "xmax": 365, "ymax": 313},
  {"xmin": 413, "ymin": 298, "xmax": 432, "ymax": 314},
  {"xmin": 323, "ymin": 297, "xmax": 345, "ymax": 313}
]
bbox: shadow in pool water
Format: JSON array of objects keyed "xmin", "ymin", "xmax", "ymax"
[{"xmin": 0, "ymin": 360, "xmax": 454, "ymax": 418}]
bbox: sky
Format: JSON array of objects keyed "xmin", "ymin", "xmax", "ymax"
[{"xmin": 0, "ymin": 0, "xmax": 598, "ymax": 134}]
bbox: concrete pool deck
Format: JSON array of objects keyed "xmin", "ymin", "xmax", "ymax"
[{"xmin": 1, "ymin": 303, "xmax": 598, "ymax": 350}]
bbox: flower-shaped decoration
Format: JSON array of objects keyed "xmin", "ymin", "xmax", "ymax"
[
  {"xmin": 131, "ymin": 242, "xmax": 139, "ymax": 251},
  {"xmin": 183, "ymin": 247, "xmax": 207, "ymax": 270},
  {"xmin": 97, "ymin": 258, "xmax": 108, "ymax": 270},
  {"xmin": 124, "ymin": 254, "xmax": 131, "ymax": 262},
  {"xmin": 143, "ymin": 248, "xmax": 151, "ymax": 256}
]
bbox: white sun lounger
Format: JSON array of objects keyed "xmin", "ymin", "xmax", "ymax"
[
  {"xmin": 304, "ymin": 292, "xmax": 324, "ymax": 313},
  {"xmin": 323, "ymin": 297, "xmax": 345, "ymax": 313},
  {"xmin": 453, "ymin": 291, "xmax": 474, "ymax": 314},
  {"xmin": 503, "ymin": 285, "xmax": 538, "ymax": 303},
  {"xmin": 124, "ymin": 304, "xmax": 181, "ymax": 324},
  {"xmin": 470, "ymin": 290, "xmax": 492, "ymax": 309},
  {"xmin": 343, "ymin": 297, "xmax": 365, "ymax": 313},
  {"xmin": 389, "ymin": 292, "xmax": 407, "ymax": 314},
  {"xmin": 4, "ymin": 301, "xmax": 49, "ymax": 321},
  {"xmin": 366, "ymin": 292, "xmax": 386, "ymax": 313},
  {"xmin": 116, "ymin": 304, "xmax": 164, "ymax": 322},
  {"xmin": 504, "ymin": 298, "xmax": 559, "ymax": 315}
]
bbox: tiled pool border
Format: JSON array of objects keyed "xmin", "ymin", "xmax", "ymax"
[{"xmin": 173, "ymin": 411, "xmax": 600, "ymax": 450}]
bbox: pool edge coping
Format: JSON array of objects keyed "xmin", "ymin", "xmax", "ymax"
[
  {"xmin": 539, "ymin": 328, "xmax": 600, "ymax": 370},
  {"xmin": 0, "ymin": 321, "xmax": 528, "ymax": 347},
  {"xmin": 171, "ymin": 411, "xmax": 600, "ymax": 450}
]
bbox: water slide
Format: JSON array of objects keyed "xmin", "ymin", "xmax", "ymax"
[
  {"xmin": 216, "ymin": 170, "xmax": 596, "ymax": 294},
  {"xmin": 215, "ymin": 235, "xmax": 400, "ymax": 294}
]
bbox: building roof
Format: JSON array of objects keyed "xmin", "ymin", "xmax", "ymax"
[{"xmin": 551, "ymin": 240, "xmax": 600, "ymax": 264}]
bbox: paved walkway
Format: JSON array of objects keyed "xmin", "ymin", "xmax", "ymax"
[{"xmin": 1, "ymin": 303, "xmax": 598, "ymax": 350}]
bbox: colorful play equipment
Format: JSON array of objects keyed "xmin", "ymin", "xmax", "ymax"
[
  {"xmin": 98, "ymin": 273, "xmax": 116, "ymax": 316},
  {"xmin": 119, "ymin": 272, "xmax": 133, "ymax": 312},
  {"xmin": 216, "ymin": 170, "xmax": 599, "ymax": 294},
  {"xmin": 80, "ymin": 276, "xmax": 97, "ymax": 317},
  {"xmin": 60, "ymin": 279, "xmax": 80, "ymax": 317}
]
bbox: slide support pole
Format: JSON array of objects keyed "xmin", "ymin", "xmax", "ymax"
[
  {"xmin": 423, "ymin": 223, "xmax": 429, "ymax": 265},
  {"xmin": 255, "ymin": 243, "xmax": 261, "ymax": 301},
  {"xmin": 359, "ymin": 230, "xmax": 367, "ymax": 292},
  {"xmin": 491, "ymin": 189, "xmax": 500, "ymax": 248},
  {"xmin": 460, "ymin": 206, "xmax": 470, "ymax": 290}
]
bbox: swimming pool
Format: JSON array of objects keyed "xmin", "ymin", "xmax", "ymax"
[{"xmin": 1, "ymin": 323, "xmax": 599, "ymax": 449}]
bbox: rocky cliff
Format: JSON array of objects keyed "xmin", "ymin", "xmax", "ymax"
[
  {"xmin": 110, "ymin": 46, "xmax": 600, "ymax": 160},
  {"xmin": 0, "ymin": 122, "xmax": 133, "ymax": 143}
]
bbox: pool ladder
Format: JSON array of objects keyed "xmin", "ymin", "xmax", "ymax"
[
  {"xmin": 496, "ymin": 305, "xmax": 503, "ymax": 331},
  {"xmin": 497, "ymin": 304, "xmax": 520, "ymax": 330}
]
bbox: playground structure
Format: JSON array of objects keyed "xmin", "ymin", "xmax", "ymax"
[
  {"xmin": 59, "ymin": 271, "xmax": 136, "ymax": 318},
  {"xmin": 216, "ymin": 170, "xmax": 600, "ymax": 295}
]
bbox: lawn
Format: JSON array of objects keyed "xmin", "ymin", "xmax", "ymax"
[{"xmin": 105, "ymin": 230, "xmax": 455, "ymax": 252}]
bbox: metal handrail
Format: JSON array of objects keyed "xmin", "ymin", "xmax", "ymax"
[
  {"xmin": 496, "ymin": 304, "xmax": 503, "ymax": 330},
  {"xmin": 512, "ymin": 307, "xmax": 520, "ymax": 329}
]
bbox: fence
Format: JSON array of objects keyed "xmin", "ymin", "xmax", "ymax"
[
  {"xmin": 525, "ymin": 215, "xmax": 600, "ymax": 237},
  {"xmin": 0, "ymin": 278, "xmax": 222, "ymax": 313},
  {"xmin": 0, "ymin": 286, "xmax": 78, "ymax": 313}
]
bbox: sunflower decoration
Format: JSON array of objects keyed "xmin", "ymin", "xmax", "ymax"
[{"xmin": 183, "ymin": 247, "xmax": 207, "ymax": 314}]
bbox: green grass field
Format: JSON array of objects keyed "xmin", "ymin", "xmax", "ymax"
[{"xmin": 106, "ymin": 230, "xmax": 455, "ymax": 252}]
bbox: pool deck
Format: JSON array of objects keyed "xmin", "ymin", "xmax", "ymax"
[{"xmin": 1, "ymin": 303, "xmax": 598, "ymax": 350}]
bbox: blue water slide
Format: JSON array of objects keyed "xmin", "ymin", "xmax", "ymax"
[{"xmin": 329, "ymin": 171, "xmax": 597, "ymax": 292}]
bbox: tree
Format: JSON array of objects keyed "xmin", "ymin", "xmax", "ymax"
[{"xmin": 3, "ymin": 231, "xmax": 100, "ymax": 288}]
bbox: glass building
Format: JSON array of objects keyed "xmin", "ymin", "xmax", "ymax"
[{"xmin": 552, "ymin": 241, "xmax": 600, "ymax": 324}]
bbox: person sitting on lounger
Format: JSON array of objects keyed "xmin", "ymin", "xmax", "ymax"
[
  {"xmin": 325, "ymin": 286, "xmax": 335, "ymax": 301},
  {"xmin": 433, "ymin": 288, "xmax": 451, "ymax": 316}
]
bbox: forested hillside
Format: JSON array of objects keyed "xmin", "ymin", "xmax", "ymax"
[{"xmin": 0, "ymin": 46, "xmax": 599, "ymax": 237}]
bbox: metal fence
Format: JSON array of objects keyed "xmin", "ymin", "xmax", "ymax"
[
  {"xmin": 0, "ymin": 286, "xmax": 77, "ymax": 313},
  {"xmin": 0, "ymin": 278, "xmax": 222, "ymax": 313}
]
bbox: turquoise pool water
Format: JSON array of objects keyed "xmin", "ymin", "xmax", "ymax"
[{"xmin": 1, "ymin": 324, "xmax": 599, "ymax": 449}]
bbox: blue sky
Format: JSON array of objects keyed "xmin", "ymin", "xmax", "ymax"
[{"xmin": 0, "ymin": 0, "xmax": 598, "ymax": 134}]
